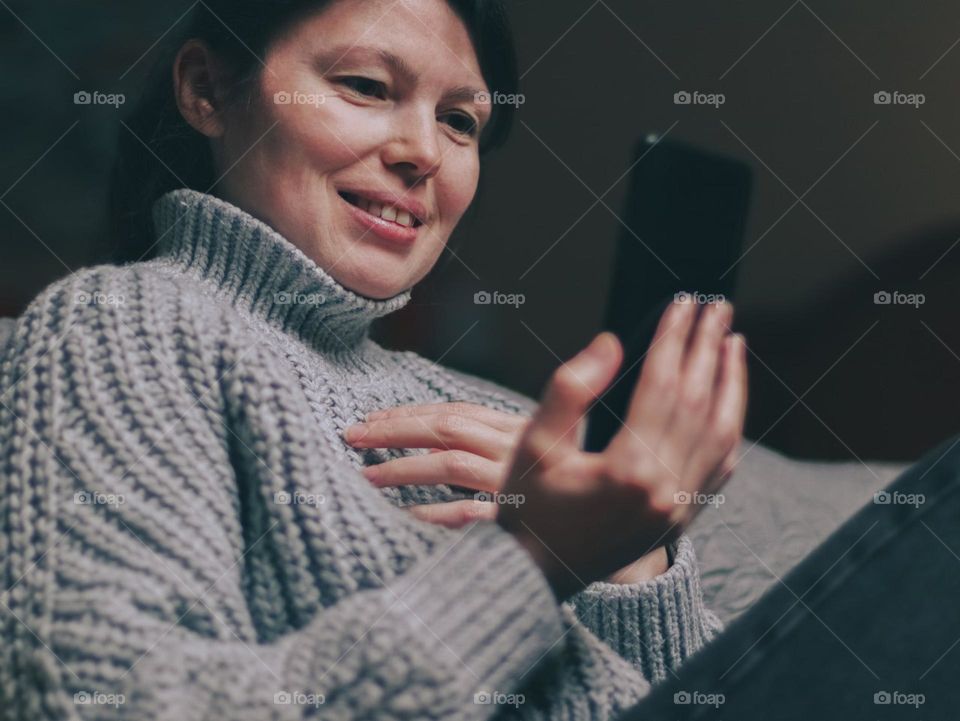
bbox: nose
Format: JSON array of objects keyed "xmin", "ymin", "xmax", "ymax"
[{"xmin": 381, "ymin": 105, "xmax": 442, "ymax": 182}]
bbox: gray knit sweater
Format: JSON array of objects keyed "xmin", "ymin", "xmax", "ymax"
[{"xmin": 0, "ymin": 189, "xmax": 722, "ymax": 721}]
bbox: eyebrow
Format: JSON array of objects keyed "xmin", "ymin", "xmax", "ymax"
[{"xmin": 315, "ymin": 44, "xmax": 491, "ymax": 112}]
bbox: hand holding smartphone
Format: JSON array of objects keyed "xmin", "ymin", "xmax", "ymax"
[
  {"xmin": 498, "ymin": 291, "xmax": 748, "ymax": 600},
  {"xmin": 584, "ymin": 134, "xmax": 753, "ymax": 453}
]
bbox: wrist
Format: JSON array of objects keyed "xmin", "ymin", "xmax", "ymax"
[
  {"xmin": 501, "ymin": 522, "xmax": 586, "ymax": 601},
  {"xmin": 606, "ymin": 546, "xmax": 670, "ymax": 584}
]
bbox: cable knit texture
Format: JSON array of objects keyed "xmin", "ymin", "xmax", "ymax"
[{"xmin": 0, "ymin": 188, "xmax": 722, "ymax": 721}]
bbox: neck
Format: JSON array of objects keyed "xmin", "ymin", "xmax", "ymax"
[{"xmin": 150, "ymin": 189, "xmax": 412, "ymax": 354}]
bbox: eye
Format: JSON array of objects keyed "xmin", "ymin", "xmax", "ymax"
[
  {"xmin": 338, "ymin": 76, "xmax": 387, "ymax": 99},
  {"xmin": 441, "ymin": 111, "xmax": 479, "ymax": 137}
]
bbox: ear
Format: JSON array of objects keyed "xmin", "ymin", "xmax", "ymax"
[{"xmin": 173, "ymin": 39, "xmax": 230, "ymax": 138}]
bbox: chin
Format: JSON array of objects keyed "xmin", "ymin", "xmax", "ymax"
[{"xmin": 338, "ymin": 270, "xmax": 407, "ymax": 300}]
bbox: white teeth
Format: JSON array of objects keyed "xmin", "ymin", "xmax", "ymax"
[{"xmin": 347, "ymin": 193, "xmax": 418, "ymax": 227}]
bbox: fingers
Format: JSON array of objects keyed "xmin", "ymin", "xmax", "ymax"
[
  {"xmin": 683, "ymin": 302, "xmax": 733, "ymax": 391},
  {"xmin": 621, "ymin": 300, "xmax": 698, "ymax": 432},
  {"xmin": 666, "ymin": 302, "xmax": 735, "ymax": 454},
  {"xmin": 406, "ymin": 500, "xmax": 498, "ymax": 529},
  {"xmin": 362, "ymin": 450, "xmax": 503, "ymax": 492},
  {"xmin": 364, "ymin": 402, "xmax": 529, "ymax": 434},
  {"xmin": 711, "ymin": 445, "xmax": 740, "ymax": 490},
  {"xmin": 604, "ymin": 301, "xmax": 698, "ymax": 476},
  {"xmin": 521, "ymin": 332, "xmax": 622, "ymax": 461},
  {"xmin": 683, "ymin": 332, "xmax": 748, "ymax": 489},
  {"xmin": 344, "ymin": 414, "xmax": 515, "ymax": 460},
  {"xmin": 604, "ymin": 300, "xmax": 740, "ymax": 514},
  {"xmin": 728, "ymin": 334, "xmax": 749, "ymax": 436}
]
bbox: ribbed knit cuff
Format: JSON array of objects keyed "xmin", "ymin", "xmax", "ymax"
[
  {"xmin": 397, "ymin": 521, "xmax": 566, "ymax": 701},
  {"xmin": 564, "ymin": 536, "xmax": 722, "ymax": 683}
]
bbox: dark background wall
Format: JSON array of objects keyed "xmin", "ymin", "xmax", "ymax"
[{"xmin": 4, "ymin": 1, "xmax": 960, "ymax": 461}]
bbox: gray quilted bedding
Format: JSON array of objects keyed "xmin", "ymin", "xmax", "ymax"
[{"xmin": 685, "ymin": 440, "xmax": 906, "ymax": 623}]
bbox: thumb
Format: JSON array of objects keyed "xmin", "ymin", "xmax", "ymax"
[{"xmin": 530, "ymin": 332, "xmax": 622, "ymax": 454}]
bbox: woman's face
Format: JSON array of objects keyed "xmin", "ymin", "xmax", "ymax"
[{"xmin": 211, "ymin": 0, "xmax": 491, "ymax": 299}]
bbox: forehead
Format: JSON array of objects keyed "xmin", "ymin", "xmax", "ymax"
[{"xmin": 285, "ymin": 0, "xmax": 485, "ymax": 85}]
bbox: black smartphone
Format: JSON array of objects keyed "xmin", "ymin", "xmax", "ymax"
[{"xmin": 583, "ymin": 134, "xmax": 753, "ymax": 453}]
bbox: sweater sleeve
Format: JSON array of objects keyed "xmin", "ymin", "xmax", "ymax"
[{"xmin": 562, "ymin": 537, "xmax": 724, "ymax": 684}]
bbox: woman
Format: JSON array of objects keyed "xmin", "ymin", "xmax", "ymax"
[{"xmin": 0, "ymin": 0, "xmax": 746, "ymax": 719}]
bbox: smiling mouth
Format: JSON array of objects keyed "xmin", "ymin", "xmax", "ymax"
[{"xmin": 338, "ymin": 191, "xmax": 424, "ymax": 229}]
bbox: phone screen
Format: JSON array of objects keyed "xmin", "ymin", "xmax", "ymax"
[{"xmin": 583, "ymin": 135, "xmax": 753, "ymax": 453}]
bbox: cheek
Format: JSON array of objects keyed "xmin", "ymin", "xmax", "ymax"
[
  {"xmin": 437, "ymin": 159, "xmax": 480, "ymax": 226},
  {"xmin": 267, "ymin": 105, "xmax": 365, "ymax": 174},
  {"xmin": 259, "ymin": 76, "xmax": 383, "ymax": 171}
]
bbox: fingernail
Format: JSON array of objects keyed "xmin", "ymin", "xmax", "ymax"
[
  {"xmin": 344, "ymin": 424, "xmax": 368, "ymax": 442},
  {"xmin": 365, "ymin": 410, "xmax": 384, "ymax": 421}
]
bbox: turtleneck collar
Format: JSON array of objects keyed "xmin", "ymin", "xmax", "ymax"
[{"xmin": 150, "ymin": 189, "xmax": 412, "ymax": 353}]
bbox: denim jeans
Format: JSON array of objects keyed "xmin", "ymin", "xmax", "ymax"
[{"xmin": 623, "ymin": 432, "xmax": 960, "ymax": 720}]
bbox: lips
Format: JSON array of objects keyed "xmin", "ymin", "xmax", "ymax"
[
  {"xmin": 337, "ymin": 190, "xmax": 423, "ymax": 245},
  {"xmin": 337, "ymin": 190, "xmax": 428, "ymax": 228}
]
